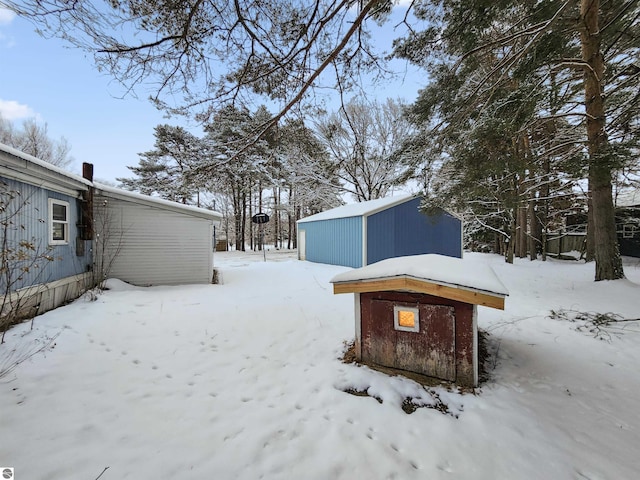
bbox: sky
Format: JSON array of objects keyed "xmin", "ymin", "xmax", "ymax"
[{"xmin": 0, "ymin": 5, "xmax": 425, "ymax": 184}]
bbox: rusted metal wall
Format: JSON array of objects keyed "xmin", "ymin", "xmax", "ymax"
[{"xmin": 359, "ymin": 291, "xmax": 475, "ymax": 386}]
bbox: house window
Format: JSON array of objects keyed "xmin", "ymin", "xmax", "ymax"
[
  {"xmin": 394, "ymin": 305, "xmax": 420, "ymax": 333},
  {"xmin": 49, "ymin": 198, "xmax": 69, "ymax": 245},
  {"xmin": 622, "ymin": 224, "xmax": 635, "ymax": 239}
]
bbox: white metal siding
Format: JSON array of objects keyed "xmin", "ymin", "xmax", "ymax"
[{"xmin": 96, "ymin": 195, "xmax": 213, "ymax": 286}]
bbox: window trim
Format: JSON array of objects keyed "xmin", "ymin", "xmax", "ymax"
[
  {"xmin": 393, "ymin": 305, "xmax": 420, "ymax": 333},
  {"xmin": 622, "ymin": 224, "xmax": 635, "ymax": 239},
  {"xmin": 49, "ymin": 198, "xmax": 70, "ymax": 245}
]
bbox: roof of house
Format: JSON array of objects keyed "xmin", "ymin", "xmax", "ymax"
[
  {"xmin": 331, "ymin": 254, "xmax": 508, "ymax": 309},
  {"xmin": 1, "ymin": 142, "xmax": 222, "ymax": 221},
  {"xmin": 297, "ymin": 194, "xmax": 416, "ymax": 224},
  {"xmin": 0, "ymin": 142, "xmax": 91, "ymax": 195},
  {"xmin": 94, "ymin": 183, "xmax": 222, "ymax": 221}
]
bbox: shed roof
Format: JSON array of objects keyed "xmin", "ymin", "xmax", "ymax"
[
  {"xmin": 331, "ymin": 254, "xmax": 508, "ymax": 309},
  {"xmin": 95, "ymin": 183, "xmax": 222, "ymax": 222},
  {"xmin": 297, "ymin": 194, "xmax": 415, "ymax": 224},
  {"xmin": 615, "ymin": 189, "xmax": 640, "ymax": 208}
]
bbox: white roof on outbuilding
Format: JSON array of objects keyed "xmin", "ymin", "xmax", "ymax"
[
  {"xmin": 297, "ymin": 194, "xmax": 416, "ymax": 224},
  {"xmin": 331, "ymin": 253, "xmax": 509, "ymax": 298},
  {"xmin": 615, "ymin": 189, "xmax": 640, "ymax": 208},
  {"xmin": 94, "ymin": 183, "xmax": 222, "ymax": 222}
]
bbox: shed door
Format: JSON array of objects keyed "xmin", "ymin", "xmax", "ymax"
[
  {"xmin": 364, "ymin": 300, "xmax": 456, "ymax": 381},
  {"xmin": 298, "ymin": 230, "xmax": 306, "ymax": 260}
]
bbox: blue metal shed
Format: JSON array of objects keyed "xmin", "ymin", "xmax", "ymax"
[{"xmin": 297, "ymin": 195, "xmax": 462, "ymax": 268}]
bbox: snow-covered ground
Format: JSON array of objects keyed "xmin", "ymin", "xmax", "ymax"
[{"xmin": 1, "ymin": 251, "xmax": 639, "ymax": 479}]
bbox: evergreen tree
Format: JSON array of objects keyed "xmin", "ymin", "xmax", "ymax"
[
  {"xmin": 201, "ymin": 106, "xmax": 269, "ymax": 251},
  {"xmin": 118, "ymin": 124, "xmax": 201, "ymax": 204},
  {"xmin": 395, "ymin": 0, "xmax": 639, "ymax": 279}
]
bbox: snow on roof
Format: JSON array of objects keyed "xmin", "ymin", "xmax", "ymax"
[
  {"xmin": 0, "ymin": 142, "xmax": 222, "ymax": 221},
  {"xmin": 331, "ymin": 253, "xmax": 509, "ymax": 297},
  {"xmin": 297, "ymin": 194, "xmax": 415, "ymax": 223},
  {"xmin": 94, "ymin": 183, "xmax": 222, "ymax": 221},
  {"xmin": 0, "ymin": 142, "xmax": 92, "ymax": 188},
  {"xmin": 616, "ymin": 189, "xmax": 640, "ymax": 208}
]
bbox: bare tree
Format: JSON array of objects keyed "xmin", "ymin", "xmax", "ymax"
[
  {"xmin": 315, "ymin": 97, "xmax": 416, "ymax": 201},
  {"xmin": 0, "ymin": 114, "xmax": 74, "ymax": 168},
  {"xmin": 91, "ymin": 196, "xmax": 127, "ymax": 291}
]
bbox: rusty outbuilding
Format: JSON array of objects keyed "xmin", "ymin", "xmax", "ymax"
[{"xmin": 331, "ymin": 254, "xmax": 508, "ymax": 387}]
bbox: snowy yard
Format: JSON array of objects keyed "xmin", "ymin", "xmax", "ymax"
[{"xmin": 1, "ymin": 251, "xmax": 640, "ymax": 479}]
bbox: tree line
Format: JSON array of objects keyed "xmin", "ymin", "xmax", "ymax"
[
  {"xmin": 118, "ymin": 98, "xmax": 415, "ymax": 250},
  {"xmin": 4, "ymin": 0, "xmax": 639, "ymax": 279}
]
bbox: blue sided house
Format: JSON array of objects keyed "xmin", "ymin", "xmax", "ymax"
[
  {"xmin": 1, "ymin": 143, "xmax": 222, "ymax": 326},
  {"xmin": 297, "ymin": 195, "xmax": 462, "ymax": 268},
  {"xmin": 1, "ymin": 144, "xmax": 94, "ymax": 322}
]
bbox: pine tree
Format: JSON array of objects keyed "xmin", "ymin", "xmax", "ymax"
[
  {"xmin": 118, "ymin": 124, "xmax": 201, "ymax": 204},
  {"xmin": 395, "ymin": 0, "xmax": 639, "ymax": 278}
]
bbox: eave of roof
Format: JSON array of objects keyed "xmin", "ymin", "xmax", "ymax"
[
  {"xmin": 331, "ymin": 254, "xmax": 508, "ymax": 310},
  {"xmin": 94, "ymin": 183, "xmax": 223, "ymax": 221},
  {"xmin": 0, "ymin": 143, "xmax": 91, "ymax": 195},
  {"xmin": 1, "ymin": 142, "xmax": 222, "ymax": 221},
  {"xmin": 297, "ymin": 194, "xmax": 416, "ymax": 224},
  {"xmin": 332, "ymin": 275, "xmax": 506, "ymax": 310}
]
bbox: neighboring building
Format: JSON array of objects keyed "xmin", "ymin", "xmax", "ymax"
[
  {"xmin": 1, "ymin": 143, "xmax": 222, "ymax": 323},
  {"xmin": 93, "ymin": 184, "xmax": 220, "ymax": 286},
  {"xmin": 297, "ymin": 195, "xmax": 462, "ymax": 268},
  {"xmin": 616, "ymin": 189, "xmax": 640, "ymax": 258}
]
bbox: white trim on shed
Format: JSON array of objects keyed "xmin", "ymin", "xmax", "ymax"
[{"xmin": 297, "ymin": 194, "xmax": 415, "ymax": 224}]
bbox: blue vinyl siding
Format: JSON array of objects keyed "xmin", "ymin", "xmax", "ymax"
[
  {"xmin": 299, "ymin": 216, "xmax": 363, "ymax": 268},
  {"xmin": 366, "ymin": 197, "xmax": 462, "ymax": 265},
  {"xmin": 1, "ymin": 177, "xmax": 92, "ymax": 292}
]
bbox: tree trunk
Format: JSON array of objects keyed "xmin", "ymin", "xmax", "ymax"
[
  {"xmin": 541, "ymin": 156, "xmax": 550, "ymax": 261},
  {"xmin": 232, "ymin": 182, "xmax": 242, "ymax": 251},
  {"xmin": 273, "ymin": 187, "xmax": 279, "ymax": 249},
  {"xmin": 293, "ymin": 205, "xmax": 300, "ymax": 249},
  {"xmin": 277, "ymin": 187, "xmax": 282, "ymax": 249},
  {"xmin": 580, "ymin": 0, "xmax": 624, "ymax": 280},
  {"xmin": 528, "ymin": 196, "xmax": 541, "ymax": 261},
  {"xmin": 241, "ymin": 189, "xmax": 247, "ymax": 251},
  {"xmin": 288, "ymin": 186, "xmax": 294, "ymax": 250},
  {"xmin": 517, "ymin": 205, "xmax": 528, "ymax": 258},
  {"xmin": 506, "ymin": 213, "xmax": 516, "ymax": 264},
  {"xmin": 585, "ymin": 190, "xmax": 595, "ymax": 261},
  {"xmin": 249, "ymin": 185, "xmax": 255, "ymax": 251}
]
